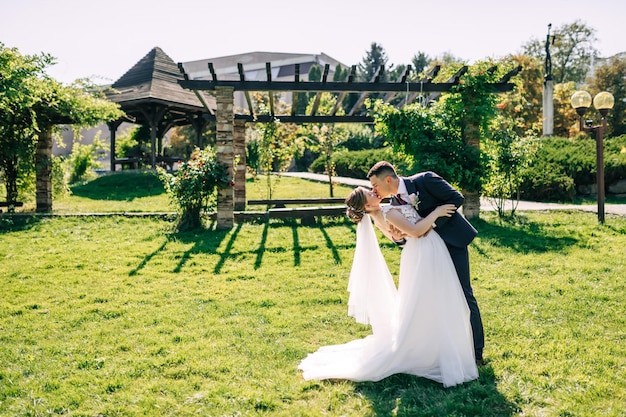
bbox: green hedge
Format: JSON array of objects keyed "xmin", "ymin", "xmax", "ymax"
[
  {"xmin": 309, "ymin": 148, "xmax": 414, "ymax": 179},
  {"xmin": 308, "ymin": 136, "xmax": 626, "ymax": 202},
  {"xmin": 519, "ymin": 135, "xmax": 626, "ymax": 201}
]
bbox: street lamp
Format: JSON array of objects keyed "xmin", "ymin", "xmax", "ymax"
[{"xmin": 570, "ymin": 90, "xmax": 615, "ymax": 224}]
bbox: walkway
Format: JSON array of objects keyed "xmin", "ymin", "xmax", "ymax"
[{"xmin": 280, "ymin": 172, "xmax": 626, "ymax": 217}]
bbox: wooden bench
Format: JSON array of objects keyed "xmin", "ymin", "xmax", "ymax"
[
  {"xmin": 114, "ymin": 156, "xmax": 183, "ymax": 171},
  {"xmin": 156, "ymin": 156, "xmax": 183, "ymax": 170},
  {"xmin": 114, "ymin": 157, "xmax": 141, "ymax": 170},
  {"xmin": 247, "ymin": 198, "xmax": 347, "ymax": 224},
  {"xmin": 0, "ymin": 201, "xmax": 24, "ymax": 213}
]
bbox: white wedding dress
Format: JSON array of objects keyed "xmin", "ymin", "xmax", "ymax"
[{"xmin": 298, "ymin": 205, "xmax": 478, "ymax": 387}]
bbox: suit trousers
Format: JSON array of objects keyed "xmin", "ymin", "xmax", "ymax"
[{"xmin": 445, "ymin": 242, "xmax": 484, "ymax": 357}]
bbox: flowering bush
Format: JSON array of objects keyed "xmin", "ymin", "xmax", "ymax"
[{"xmin": 158, "ymin": 147, "xmax": 234, "ymax": 230}]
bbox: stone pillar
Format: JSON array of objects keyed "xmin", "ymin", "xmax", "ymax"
[
  {"xmin": 35, "ymin": 127, "xmax": 53, "ymax": 212},
  {"xmin": 233, "ymin": 118, "xmax": 247, "ymax": 211},
  {"xmin": 463, "ymin": 122, "xmax": 481, "ymax": 220},
  {"xmin": 462, "ymin": 192, "xmax": 481, "ymax": 219},
  {"xmin": 215, "ymin": 86, "xmax": 235, "ymax": 229},
  {"xmin": 543, "ymin": 77, "xmax": 554, "ymax": 136}
]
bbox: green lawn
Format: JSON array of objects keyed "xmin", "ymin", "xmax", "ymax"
[
  {"xmin": 1, "ymin": 173, "xmax": 625, "ymax": 416},
  {"xmin": 48, "ymin": 171, "xmax": 354, "ymax": 214}
]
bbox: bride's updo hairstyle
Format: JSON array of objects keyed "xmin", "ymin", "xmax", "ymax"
[{"xmin": 345, "ymin": 187, "xmax": 367, "ymax": 223}]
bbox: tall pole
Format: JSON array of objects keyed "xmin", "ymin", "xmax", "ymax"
[
  {"xmin": 580, "ymin": 116, "xmax": 606, "ymax": 224},
  {"xmin": 543, "ymin": 23, "xmax": 555, "ymax": 136},
  {"xmin": 571, "ymin": 90, "xmax": 614, "ymax": 224},
  {"xmin": 595, "ymin": 119, "xmax": 606, "ymax": 224}
]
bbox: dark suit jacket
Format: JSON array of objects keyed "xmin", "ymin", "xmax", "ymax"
[{"xmin": 402, "ymin": 171, "xmax": 477, "ymax": 248}]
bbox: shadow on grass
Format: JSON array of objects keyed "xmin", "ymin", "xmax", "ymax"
[
  {"xmin": 128, "ymin": 219, "xmax": 234, "ymax": 276},
  {"xmin": 255, "ymin": 217, "xmax": 353, "ymax": 268},
  {"xmin": 471, "ymin": 214, "xmax": 579, "ymax": 254},
  {"xmin": 70, "ymin": 171, "xmax": 165, "ymax": 201},
  {"xmin": 354, "ymin": 365, "xmax": 518, "ymax": 416},
  {"xmin": 0, "ymin": 215, "xmax": 42, "ymax": 233}
]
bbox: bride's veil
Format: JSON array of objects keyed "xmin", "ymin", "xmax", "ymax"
[{"xmin": 347, "ymin": 214, "xmax": 397, "ymax": 334}]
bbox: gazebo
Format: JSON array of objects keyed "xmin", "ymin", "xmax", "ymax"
[{"xmin": 105, "ymin": 47, "xmax": 215, "ymax": 171}]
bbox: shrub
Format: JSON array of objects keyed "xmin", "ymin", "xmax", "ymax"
[
  {"xmin": 158, "ymin": 147, "xmax": 234, "ymax": 230},
  {"xmin": 310, "ymin": 148, "xmax": 413, "ymax": 179},
  {"xmin": 68, "ymin": 138, "xmax": 107, "ymax": 183},
  {"xmin": 604, "ymin": 134, "xmax": 626, "ymax": 184},
  {"xmin": 519, "ymin": 135, "xmax": 626, "ymax": 201},
  {"xmin": 519, "ymin": 161, "xmax": 576, "ymax": 201}
]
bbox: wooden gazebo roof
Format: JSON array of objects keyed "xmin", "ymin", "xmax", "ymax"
[{"xmin": 107, "ymin": 46, "xmax": 214, "ymax": 126}]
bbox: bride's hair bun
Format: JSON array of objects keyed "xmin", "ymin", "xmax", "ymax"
[
  {"xmin": 346, "ymin": 205, "xmax": 365, "ymax": 223},
  {"xmin": 345, "ymin": 187, "xmax": 367, "ymax": 223}
]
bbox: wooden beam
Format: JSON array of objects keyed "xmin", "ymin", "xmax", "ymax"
[
  {"xmin": 177, "ymin": 62, "xmax": 189, "ymax": 80},
  {"xmin": 179, "ymin": 78, "xmax": 514, "ymax": 93},
  {"xmin": 266, "ymin": 62, "xmax": 275, "ymax": 116},
  {"xmin": 383, "ymin": 65, "xmax": 412, "ymax": 103},
  {"xmin": 208, "ymin": 62, "xmax": 217, "ymax": 81},
  {"xmin": 291, "ymin": 64, "xmax": 300, "ymax": 116},
  {"xmin": 404, "ymin": 65, "xmax": 440, "ymax": 106},
  {"xmin": 236, "ymin": 114, "xmax": 374, "ymax": 124},
  {"xmin": 238, "ymin": 63, "xmax": 254, "ymax": 117},
  {"xmin": 498, "ymin": 65, "xmax": 522, "ymax": 83},
  {"xmin": 178, "ymin": 63, "xmax": 215, "ymax": 115},
  {"xmin": 309, "ymin": 64, "xmax": 330, "ymax": 116},
  {"xmin": 427, "ymin": 65, "xmax": 469, "ymax": 103},
  {"xmin": 348, "ymin": 65, "xmax": 384, "ymax": 116},
  {"xmin": 330, "ymin": 65, "xmax": 356, "ymax": 116}
]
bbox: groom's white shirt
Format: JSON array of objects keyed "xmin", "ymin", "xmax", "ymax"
[{"xmin": 396, "ymin": 180, "xmax": 409, "ymax": 201}]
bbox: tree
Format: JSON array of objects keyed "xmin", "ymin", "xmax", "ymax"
[
  {"xmin": 587, "ymin": 54, "xmax": 626, "ymax": 136},
  {"xmin": 333, "ymin": 64, "xmax": 349, "ymax": 82},
  {"xmin": 0, "ymin": 45, "xmax": 52, "ymax": 205},
  {"xmin": 293, "ymin": 64, "xmax": 322, "ymax": 115},
  {"xmin": 523, "ymin": 20, "xmax": 599, "ymax": 84},
  {"xmin": 552, "ymin": 82, "xmax": 579, "ymax": 137},
  {"xmin": 494, "ymin": 55, "xmax": 544, "ymax": 137},
  {"xmin": 411, "ymin": 52, "xmax": 431, "ymax": 75},
  {"xmin": 0, "ymin": 43, "xmax": 123, "ymax": 211},
  {"xmin": 482, "ymin": 126, "xmax": 538, "ymax": 217},
  {"xmin": 158, "ymin": 147, "xmax": 234, "ymax": 230},
  {"xmin": 358, "ymin": 42, "xmax": 390, "ymax": 82}
]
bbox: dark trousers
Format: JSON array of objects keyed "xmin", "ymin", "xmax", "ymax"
[{"xmin": 446, "ymin": 242, "xmax": 484, "ymax": 357}]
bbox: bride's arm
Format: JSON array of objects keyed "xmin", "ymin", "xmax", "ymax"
[
  {"xmin": 369, "ymin": 210, "xmax": 400, "ymax": 242},
  {"xmin": 386, "ymin": 204, "xmax": 457, "ymax": 238}
]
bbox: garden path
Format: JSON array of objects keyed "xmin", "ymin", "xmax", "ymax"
[{"xmin": 280, "ymin": 172, "xmax": 626, "ymax": 217}]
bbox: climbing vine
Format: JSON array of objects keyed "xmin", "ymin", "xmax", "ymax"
[{"xmin": 372, "ymin": 59, "xmax": 520, "ymax": 194}]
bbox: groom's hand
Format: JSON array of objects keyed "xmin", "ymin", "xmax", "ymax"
[{"xmin": 388, "ymin": 224, "xmax": 408, "ymax": 246}]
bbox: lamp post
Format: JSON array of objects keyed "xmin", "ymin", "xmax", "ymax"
[{"xmin": 570, "ymin": 90, "xmax": 615, "ymax": 224}]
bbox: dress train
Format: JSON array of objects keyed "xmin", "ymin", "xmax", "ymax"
[{"xmin": 298, "ymin": 210, "xmax": 478, "ymax": 387}]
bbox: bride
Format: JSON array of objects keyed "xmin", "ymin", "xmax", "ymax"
[{"xmin": 298, "ymin": 187, "xmax": 478, "ymax": 387}]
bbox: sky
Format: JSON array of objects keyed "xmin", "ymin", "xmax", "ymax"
[{"xmin": 2, "ymin": 0, "xmax": 625, "ymax": 85}]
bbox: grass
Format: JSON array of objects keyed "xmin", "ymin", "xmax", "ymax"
[
  {"xmin": 1, "ymin": 172, "xmax": 625, "ymax": 416},
  {"xmin": 23, "ymin": 170, "xmax": 354, "ymax": 214}
]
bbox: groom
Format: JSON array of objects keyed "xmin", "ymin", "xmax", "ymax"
[{"xmin": 367, "ymin": 161, "xmax": 485, "ymax": 365}]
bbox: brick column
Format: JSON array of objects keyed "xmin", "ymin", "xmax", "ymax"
[
  {"xmin": 35, "ymin": 127, "xmax": 53, "ymax": 212},
  {"xmin": 463, "ymin": 122, "xmax": 481, "ymax": 219},
  {"xmin": 215, "ymin": 86, "xmax": 235, "ymax": 229},
  {"xmin": 233, "ymin": 118, "xmax": 246, "ymax": 211}
]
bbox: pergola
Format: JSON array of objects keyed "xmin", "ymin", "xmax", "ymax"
[{"xmin": 177, "ymin": 61, "xmax": 521, "ymax": 229}]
